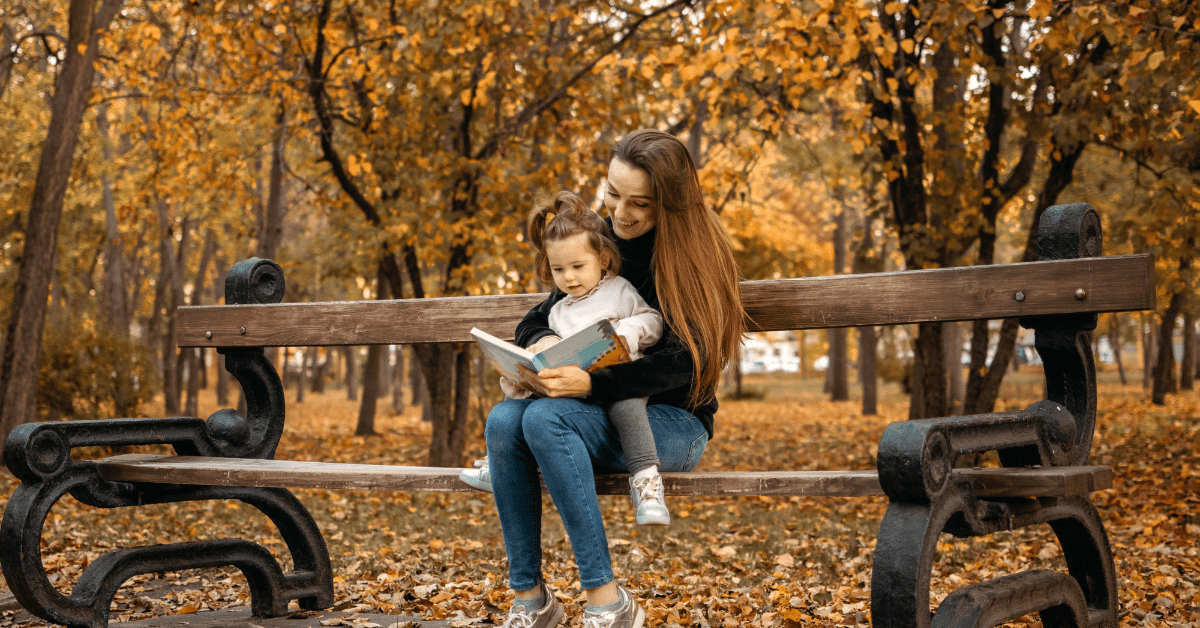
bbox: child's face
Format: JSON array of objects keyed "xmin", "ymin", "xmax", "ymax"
[{"xmin": 546, "ymin": 233, "xmax": 606, "ymax": 298}]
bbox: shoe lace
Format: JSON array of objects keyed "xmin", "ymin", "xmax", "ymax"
[
  {"xmin": 473, "ymin": 457, "xmax": 489, "ymax": 470},
  {"xmin": 631, "ymin": 474, "xmax": 663, "ymax": 500},
  {"xmin": 581, "ymin": 608, "xmax": 617, "ymax": 628},
  {"xmin": 501, "ymin": 605, "xmax": 537, "ymax": 628}
]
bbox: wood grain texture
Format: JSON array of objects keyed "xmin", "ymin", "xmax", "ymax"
[
  {"xmin": 96, "ymin": 455, "xmax": 1111, "ymax": 498},
  {"xmin": 177, "ymin": 254, "xmax": 1154, "ymax": 347}
]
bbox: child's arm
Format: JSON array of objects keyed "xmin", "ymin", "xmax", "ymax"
[{"xmin": 613, "ymin": 283, "xmax": 664, "ymax": 354}]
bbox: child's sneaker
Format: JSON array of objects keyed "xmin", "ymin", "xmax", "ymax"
[
  {"xmin": 459, "ymin": 456, "xmax": 493, "ymax": 493},
  {"xmin": 581, "ymin": 584, "xmax": 645, "ymax": 628},
  {"xmin": 629, "ymin": 472, "xmax": 669, "ymax": 526}
]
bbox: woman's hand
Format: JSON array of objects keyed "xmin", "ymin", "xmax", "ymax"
[{"xmin": 517, "ymin": 365, "xmax": 592, "ymax": 398}]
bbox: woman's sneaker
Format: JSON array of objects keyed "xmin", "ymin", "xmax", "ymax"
[
  {"xmin": 629, "ymin": 473, "xmax": 669, "ymax": 526},
  {"xmin": 500, "ymin": 582, "xmax": 564, "ymax": 628},
  {"xmin": 582, "ymin": 585, "xmax": 645, "ymax": 628},
  {"xmin": 459, "ymin": 456, "xmax": 493, "ymax": 493}
]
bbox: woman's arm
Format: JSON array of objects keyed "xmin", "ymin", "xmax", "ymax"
[
  {"xmin": 514, "ymin": 291, "xmax": 566, "ymax": 348},
  {"xmin": 519, "ymin": 330, "xmax": 693, "ymax": 400},
  {"xmin": 588, "ymin": 332, "xmax": 693, "ymax": 401}
]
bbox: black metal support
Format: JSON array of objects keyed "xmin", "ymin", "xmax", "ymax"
[
  {"xmin": 870, "ymin": 204, "xmax": 1117, "ymax": 628},
  {"xmin": 0, "ymin": 258, "xmax": 333, "ymax": 628}
]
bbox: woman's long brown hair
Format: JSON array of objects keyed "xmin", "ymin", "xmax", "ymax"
[{"xmin": 611, "ymin": 129, "xmax": 745, "ymax": 407}]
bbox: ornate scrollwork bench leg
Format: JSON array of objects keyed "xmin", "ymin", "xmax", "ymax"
[
  {"xmin": 869, "ymin": 204, "xmax": 1118, "ymax": 628},
  {"xmin": 0, "ymin": 258, "xmax": 334, "ymax": 628}
]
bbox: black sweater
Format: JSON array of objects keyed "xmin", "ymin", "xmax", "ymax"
[{"xmin": 513, "ymin": 223, "xmax": 718, "ymax": 438}]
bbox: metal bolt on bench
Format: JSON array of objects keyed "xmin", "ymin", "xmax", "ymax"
[{"xmin": 2, "ymin": 204, "xmax": 1153, "ymax": 628}]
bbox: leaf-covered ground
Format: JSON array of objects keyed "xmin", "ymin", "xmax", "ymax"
[{"xmin": 1, "ymin": 370, "xmax": 1196, "ymax": 627}]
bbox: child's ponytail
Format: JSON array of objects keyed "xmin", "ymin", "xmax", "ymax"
[{"xmin": 526, "ymin": 191, "xmax": 621, "ymax": 288}]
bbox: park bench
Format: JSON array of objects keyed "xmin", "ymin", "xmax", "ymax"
[{"xmin": 2, "ymin": 203, "xmax": 1153, "ymax": 628}]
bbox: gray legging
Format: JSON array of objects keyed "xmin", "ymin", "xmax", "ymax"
[{"xmin": 602, "ymin": 397, "xmax": 660, "ymax": 475}]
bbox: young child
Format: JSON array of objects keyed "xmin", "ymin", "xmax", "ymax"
[{"xmin": 460, "ymin": 191, "xmax": 671, "ymax": 525}]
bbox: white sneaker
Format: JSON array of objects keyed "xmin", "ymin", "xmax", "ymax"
[
  {"xmin": 629, "ymin": 473, "xmax": 669, "ymax": 526},
  {"xmin": 582, "ymin": 585, "xmax": 645, "ymax": 628},
  {"xmin": 459, "ymin": 456, "xmax": 493, "ymax": 493}
]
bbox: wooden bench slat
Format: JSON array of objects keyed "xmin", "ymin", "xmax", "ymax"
[
  {"xmin": 95, "ymin": 454, "xmax": 1112, "ymax": 498},
  {"xmin": 177, "ymin": 254, "xmax": 1154, "ymax": 347}
]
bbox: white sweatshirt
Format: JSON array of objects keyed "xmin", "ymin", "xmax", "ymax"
[
  {"xmin": 501, "ymin": 274, "xmax": 663, "ymax": 399},
  {"xmin": 547, "ymin": 273, "xmax": 663, "ymax": 360}
]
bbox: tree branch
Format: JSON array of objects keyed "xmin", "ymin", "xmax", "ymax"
[{"xmin": 472, "ymin": 0, "xmax": 692, "ymax": 160}]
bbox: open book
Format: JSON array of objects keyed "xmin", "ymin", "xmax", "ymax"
[{"xmin": 471, "ymin": 319, "xmax": 631, "ymax": 379}]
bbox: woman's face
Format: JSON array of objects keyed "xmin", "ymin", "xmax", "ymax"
[{"xmin": 604, "ymin": 158, "xmax": 657, "ymax": 239}]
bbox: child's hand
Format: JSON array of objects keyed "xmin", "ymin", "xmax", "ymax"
[{"xmin": 527, "ymin": 335, "xmax": 561, "ymax": 354}]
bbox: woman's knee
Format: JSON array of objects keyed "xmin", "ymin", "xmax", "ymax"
[
  {"xmin": 519, "ymin": 398, "xmax": 587, "ymax": 445},
  {"xmin": 485, "ymin": 399, "xmax": 529, "ymax": 453}
]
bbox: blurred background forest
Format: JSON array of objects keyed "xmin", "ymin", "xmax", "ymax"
[{"xmin": 1, "ymin": 0, "xmax": 1198, "ymax": 467}]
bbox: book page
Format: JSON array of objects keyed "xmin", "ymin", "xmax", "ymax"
[
  {"xmin": 534, "ymin": 319, "xmax": 630, "ymax": 372},
  {"xmin": 470, "ymin": 328, "xmax": 536, "ymax": 379}
]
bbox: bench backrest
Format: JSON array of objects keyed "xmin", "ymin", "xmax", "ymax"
[{"xmin": 177, "ymin": 254, "xmax": 1154, "ymax": 348}]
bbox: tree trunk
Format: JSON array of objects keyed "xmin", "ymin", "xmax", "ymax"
[
  {"xmin": 909, "ymin": 322, "xmax": 946, "ymax": 419},
  {"xmin": 1181, "ymin": 311, "xmax": 1194, "ymax": 391},
  {"xmin": 183, "ymin": 232, "xmax": 216, "ymax": 417},
  {"xmin": 392, "ymin": 346, "xmax": 406, "ymax": 413},
  {"xmin": 183, "ymin": 349, "xmax": 202, "ymax": 417},
  {"xmin": 214, "ymin": 259, "xmax": 231, "ymax": 406},
  {"xmin": 963, "ymin": 142, "xmax": 1085, "ymax": 415},
  {"xmin": 858, "ymin": 326, "xmax": 878, "ymax": 416},
  {"xmin": 410, "ymin": 348, "xmax": 425, "ymax": 406},
  {"xmin": 943, "ymin": 321, "xmax": 963, "ymax": 414},
  {"xmin": 356, "ymin": 261, "xmax": 393, "ymax": 435},
  {"xmin": 344, "ymin": 346, "xmax": 358, "ymax": 401},
  {"xmin": 257, "ymin": 104, "xmax": 288, "ymax": 262},
  {"xmin": 798, "ymin": 331, "xmax": 806, "ymax": 379},
  {"xmin": 1195, "ymin": 320, "xmax": 1200, "ymax": 381},
  {"xmin": 377, "ymin": 346, "xmax": 389, "ymax": 398},
  {"xmin": 0, "ymin": 21, "xmax": 15, "ymax": 100},
  {"xmin": 1152, "ymin": 290, "xmax": 1183, "ymax": 405},
  {"xmin": 96, "ymin": 103, "xmax": 134, "ymax": 416},
  {"xmin": 0, "ymin": 0, "xmax": 124, "ymax": 445},
  {"xmin": 356, "ymin": 345, "xmax": 382, "ymax": 435},
  {"xmin": 417, "ymin": 343, "xmax": 474, "ymax": 467},
  {"xmin": 1142, "ymin": 312, "xmax": 1153, "ymax": 389},
  {"xmin": 311, "ymin": 348, "xmax": 327, "ymax": 394},
  {"xmin": 1109, "ymin": 315, "xmax": 1127, "ymax": 386},
  {"xmin": 828, "ymin": 209, "xmax": 849, "ymax": 401},
  {"xmin": 296, "ymin": 348, "xmax": 308, "ymax": 404}
]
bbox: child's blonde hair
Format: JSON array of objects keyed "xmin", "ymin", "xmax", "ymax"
[{"xmin": 527, "ymin": 191, "xmax": 621, "ymax": 288}]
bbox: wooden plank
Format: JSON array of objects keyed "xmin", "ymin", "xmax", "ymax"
[
  {"xmin": 95, "ymin": 454, "xmax": 1111, "ymax": 498},
  {"xmin": 177, "ymin": 255, "xmax": 1154, "ymax": 347}
]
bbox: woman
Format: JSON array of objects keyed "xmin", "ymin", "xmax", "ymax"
[{"xmin": 484, "ymin": 129, "xmax": 744, "ymax": 628}]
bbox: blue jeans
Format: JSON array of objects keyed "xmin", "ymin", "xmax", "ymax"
[{"xmin": 485, "ymin": 397, "xmax": 708, "ymax": 591}]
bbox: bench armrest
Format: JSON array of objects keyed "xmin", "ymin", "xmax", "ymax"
[{"xmin": 876, "ymin": 400, "xmax": 1078, "ymax": 503}]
